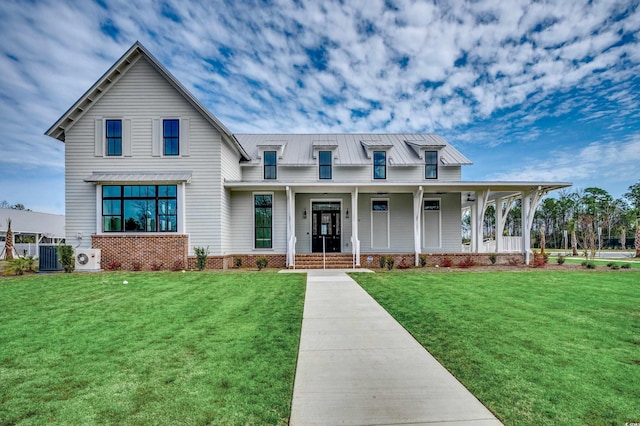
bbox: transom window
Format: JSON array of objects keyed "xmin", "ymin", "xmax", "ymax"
[
  {"xmin": 163, "ymin": 119, "xmax": 179, "ymax": 156},
  {"xmin": 373, "ymin": 151, "xmax": 386, "ymax": 179},
  {"xmin": 372, "ymin": 200, "xmax": 388, "ymax": 211},
  {"xmin": 423, "ymin": 199, "xmax": 440, "ymax": 211},
  {"xmin": 319, "ymin": 151, "xmax": 332, "ymax": 179},
  {"xmin": 264, "ymin": 151, "xmax": 277, "ymax": 179},
  {"xmin": 105, "ymin": 120, "xmax": 122, "ymax": 156},
  {"xmin": 254, "ymin": 194, "xmax": 273, "ymax": 248},
  {"xmin": 425, "ymin": 151, "xmax": 438, "ymax": 179},
  {"xmin": 102, "ymin": 185, "xmax": 177, "ymax": 232}
]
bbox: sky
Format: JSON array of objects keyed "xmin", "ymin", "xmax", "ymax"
[{"xmin": 1, "ymin": 0, "xmax": 639, "ymax": 215}]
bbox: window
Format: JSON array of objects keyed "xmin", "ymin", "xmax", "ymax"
[
  {"xmin": 373, "ymin": 151, "xmax": 386, "ymax": 179},
  {"xmin": 423, "ymin": 199, "xmax": 440, "ymax": 211},
  {"xmin": 105, "ymin": 120, "xmax": 122, "ymax": 156},
  {"xmin": 102, "ymin": 185, "xmax": 177, "ymax": 232},
  {"xmin": 425, "ymin": 151, "xmax": 438, "ymax": 179},
  {"xmin": 254, "ymin": 194, "xmax": 273, "ymax": 248},
  {"xmin": 163, "ymin": 119, "xmax": 179, "ymax": 156},
  {"xmin": 319, "ymin": 151, "xmax": 332, "ymax": 179},
  {"xmin": 372, "ymin": 200, "xmax": 388, "ymax": 211},
  {"xmin": 264, "ymin": 151, "xmax": 277, "ymax": 179}
]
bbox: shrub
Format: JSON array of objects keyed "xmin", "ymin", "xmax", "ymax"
[
  {"xmin": 542, "ymin": 252, "xmax": 549, "ymax": 264},
  {"xmin": 440, "ymin": 257, "xmax": 453, "ymax": 267},
  {"xmin": 256, "ymin": 256, "xmax": 268, "ymax": 270},
  {"xmin": 507, "ymin": 257, "xmax": 520, "ymax": 266},
  {"xmin": 58, "ymin": 245, "xmax": 75, "ymax": 273},
  {"xmin": 150, "ymin": 261, "xmax": 164, "ymax": 271},
  {"xmin": 556, "ymin": 255, "xmax": 566, "ymax": 265},
  {"xmin": 532, "ymin": 252, "xmax": 546, "ymax": 268},
  {"xmin": 458, "ymin": 256, "xmax": 475, "ymax": 269},
  {"xmin": 131, "ymin": 260, "xmax": 142, "ymax": 271},
  {"xmin": 419, "ymin": 255, "xmax": 427, "ymax": 267},
  {"xmin": 621, "ymin": 263, "xmax": 631, "ymax": 269},
  {"xmin": 611, "ymin": 264, "xmax": 620, "ymax": 270},
  {"xmin": 488, "ymin": 253, "xmax": 497, "ymax": 265},
  {"xmin": 106, "ymin": 260, "xmax": 121, "ymax": 271},
  {"xmin": 606, "ymin": 262, "xmax": 615, "ymax": 268},
  {"xmin": 396, "ymin": 257, "xmax": 411, "ymax": 269},
  {"xmin": 4, "ymin": 257, "xmax": 28, "ymax": 275},
  {"xmin": 386, "ymin": 256, "xmax": 395, "ymax": 270},
  {"xmin": 194, "ymin": 246, "xmax": 209, "ymax": 271},
  {"xmin": 171, "ymin": 259, "xmax": 184, "ymax": 271},
  {"xmin": 582, "ymin": 261, "xmax": 596, "ymax": 269},
  {"xmin": 234, "ymin": 256, "xmax": 243, "ymax": 268},
  {"xmin": 379, "ymin": 256, "xmax": 387, "ymax": 269}
]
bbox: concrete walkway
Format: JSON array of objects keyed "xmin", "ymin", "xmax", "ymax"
[{"xmin": 289, "ymin": 269, "xmax": 502, "ymax": 426}]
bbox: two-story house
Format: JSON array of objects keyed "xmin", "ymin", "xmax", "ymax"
[{"xmin": 46, "ymin": 42, "xmax": 570, "ymax": 269}]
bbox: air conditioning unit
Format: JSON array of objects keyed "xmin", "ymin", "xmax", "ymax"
[{"xmin": 75, "ymin": 248, "xmax": 102, "ymax": 271}]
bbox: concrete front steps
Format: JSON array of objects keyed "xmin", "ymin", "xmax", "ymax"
[{"xmin": 293, "ymin": 253, "xmax": 358, "ymax": 269}]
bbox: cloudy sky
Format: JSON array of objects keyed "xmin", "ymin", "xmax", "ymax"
[{"xmin": 1, "ymin": 0, "xmax": 639, "ymax": 214}]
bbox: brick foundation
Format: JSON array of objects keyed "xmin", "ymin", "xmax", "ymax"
[
  {"xmin": 360, "ymin": 252, "xmax": 526, "ymax": 268},
  {"xmin": 92, "ymin": 234, "xmax": 188, "ymax": 271}
]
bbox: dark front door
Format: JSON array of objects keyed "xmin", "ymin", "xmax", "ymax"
[{"xmin": 312, "ymin": 202, "xmax": 341, "ymax": 253}]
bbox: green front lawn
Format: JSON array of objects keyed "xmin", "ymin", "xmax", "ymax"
[
  {"xmin": 351, "ymin": 271, "xmax": 640, "ymax": 426},
  {"xmin": 0, "ymin": 271, "xmax": 306, "ymax": 425}
]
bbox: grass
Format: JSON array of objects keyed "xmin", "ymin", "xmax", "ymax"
[
  {"xmin": 0, "ymin": 271, "xmax": 306, "ymax": 425},
  {"xmin": 351, "ymin": 270, "xmax": 640, "ymax": 426}
]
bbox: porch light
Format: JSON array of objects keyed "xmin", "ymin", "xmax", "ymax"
[
  {"xmin": 303, "ymin": 208, "xmax": 307, "ymax": 219},
  {"xmin": 345, "ymin": 208, "xmax": 349, "ymax": 218}
]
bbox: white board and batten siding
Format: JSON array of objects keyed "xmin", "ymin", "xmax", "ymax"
[
  {"xmin": 64, "ymin": 56, "xmax": 230, "ymax": 254},
  {"xmin": 228, "ymin": 191, "xmax": 287, "ymax": 254}
]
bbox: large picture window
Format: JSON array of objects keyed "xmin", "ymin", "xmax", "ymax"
[
  {"xmin": 102, "ymin": 185, "xmax": 177, "ymax": 232},
  {"xmin": 319, "ymin": 151, "xmax": 332, "ymax": 179},
  {"xmin": 425, "ymin": 151, "xmax": 438, "ymax": 179},
  {"xmin": 105, "ymin": 120, "xmax": 122, "ymax": 156},
  {"xmin": 163, "ymin": 119, "xmax": 179, "ymax": 156},
  {"xmin": 373, "ymin": 151, "xmax": 386, "ymax": 179},
  {"xmin": 264, "ymin": 151, "xmax": 277, "ymax": 179},
  {"xmin": 254, "ymin": 194, "xmax": 273, "ymax": 248}
]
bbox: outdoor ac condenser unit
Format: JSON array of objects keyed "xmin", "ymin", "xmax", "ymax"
[{"xmin": 75, "ymin": 248, "xmax": 102, "ymax": 271}]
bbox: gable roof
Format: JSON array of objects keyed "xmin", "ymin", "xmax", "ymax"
[
  {"xmin": 45, "ymin": 41, "xmax": 249, "ymax": 160},
  {"xmin": 235, "ymin": 133, "xmax": 473, "ymax": 166}
]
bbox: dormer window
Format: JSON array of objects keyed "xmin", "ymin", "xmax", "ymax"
[
  {"xmin": 373, "ymin": 151, "xmax": 386, "ymax": 179},
  {"xmin": 425, "ymin": 151, "xmax": 438, "ymax": 179},
  {"xmin": 319, "ymin": 151, "xmax": 332, "ymax": 179},
  {"xmin": 264, "ymin": 151, "xmax": 277, "ymax": 179}
]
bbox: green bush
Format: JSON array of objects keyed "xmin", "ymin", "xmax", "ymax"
[
  {"xmin": 386, "ymin": 256, "xmax": 395, "ymax": 270},
  {"xmin": 606, "ymin": 262, "xmax": 615, "ymax": 268},
  {"xmin": 194, "ymin": 246, "xmax": 209, "ymax": 271},
  {"xmin": 488, "ymin": 253, "xmax": 497, "ymax": 265},
  {"xmin": 611, "ymin": 264, "xmax": 620, "ymax": 270},
  {"xmin": 4, "ymin": 257, "xmax": 28, "ymax": 275},
  {"xmin": 256, "ymin": 256, "xmax": 268, "ymax": 270},
  {"xmin": 234, "ymin": 256, "xmax": 243, "ymax": 268},
  {"xmin": 556, "ymin": 255, "xmax": 565, "ymax": 265},
  {"xmin": 621, "ymin": 263, "xmax": 631, "ymax": 269},
  {"xmin": 419, "ymin": 255, "xmax": 427, "ymax": 267},
  {"xmin": 379, "ymin": 256, "xmax": 387, "ymax": 269},
  {"xmin": 58, "ymin": 245, "xmax": 75, "ymax": 273}
]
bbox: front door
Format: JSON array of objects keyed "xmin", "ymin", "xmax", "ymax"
[{"xmin": 312, "ymin": 202, "xmax": 341, "ymax": 252}]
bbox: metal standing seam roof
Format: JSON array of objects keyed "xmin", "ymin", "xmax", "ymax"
[
  {"xmin": 84, "ymin": 171, "xmax": 193, "ymax": 183},
  {"xmin": 234, "ymin": 133, "xmax": 473, "ymax": 167},
  {"xmin": 0, "ymin": 208, "xmax": 65, "ymax": 237}
]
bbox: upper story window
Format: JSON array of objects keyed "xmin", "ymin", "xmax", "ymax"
[
  {"xmin": 105, "ymin": 120, "xmax": 122, "ymax": 156},
  {"xmin": 425, "ymin": 151, "xmax": 438, "ymax": 179},
  {"xmin": 264, "ymin": 151, "xmax": 277, "ymax": 179},
  {"xmin": 319, "ymin": 151, "xmax": 332, "ymax": 179},
  {"xmin": 163, "ymin": 119, "xmax": 179, "ymax": 156},
  {"xmin": 373, "ymin": 151, "xmax": 386, "ymax": 179},
  {"xmin": 102, "ymin": 185, "xmax": 177, "ymax": 233}
]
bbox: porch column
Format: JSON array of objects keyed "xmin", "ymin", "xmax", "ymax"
[
  {"xmin": 351, "ymin": 187, "xmax": 360, "ymax": 266},
  {"xmin": 285, "ymin": 186, "xmax": 296, "ymax": 268},
  {"xmin": 413, "ymin": 186, "xmax": 423, "ymax": 266},
  {"xmin": 474, "ymin": 190, "xmax": 490, "ymax": 253},
  {"xmin": 495, "ymin": 198, "xmax": 504, "ymax": 253},
  {"xmin": 521, "ymin": 187, "xmax": 547, "ymax": 265},
  {"xmin": 470, "ymin": 203, "xmax": 477, "ymax": 252}
]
